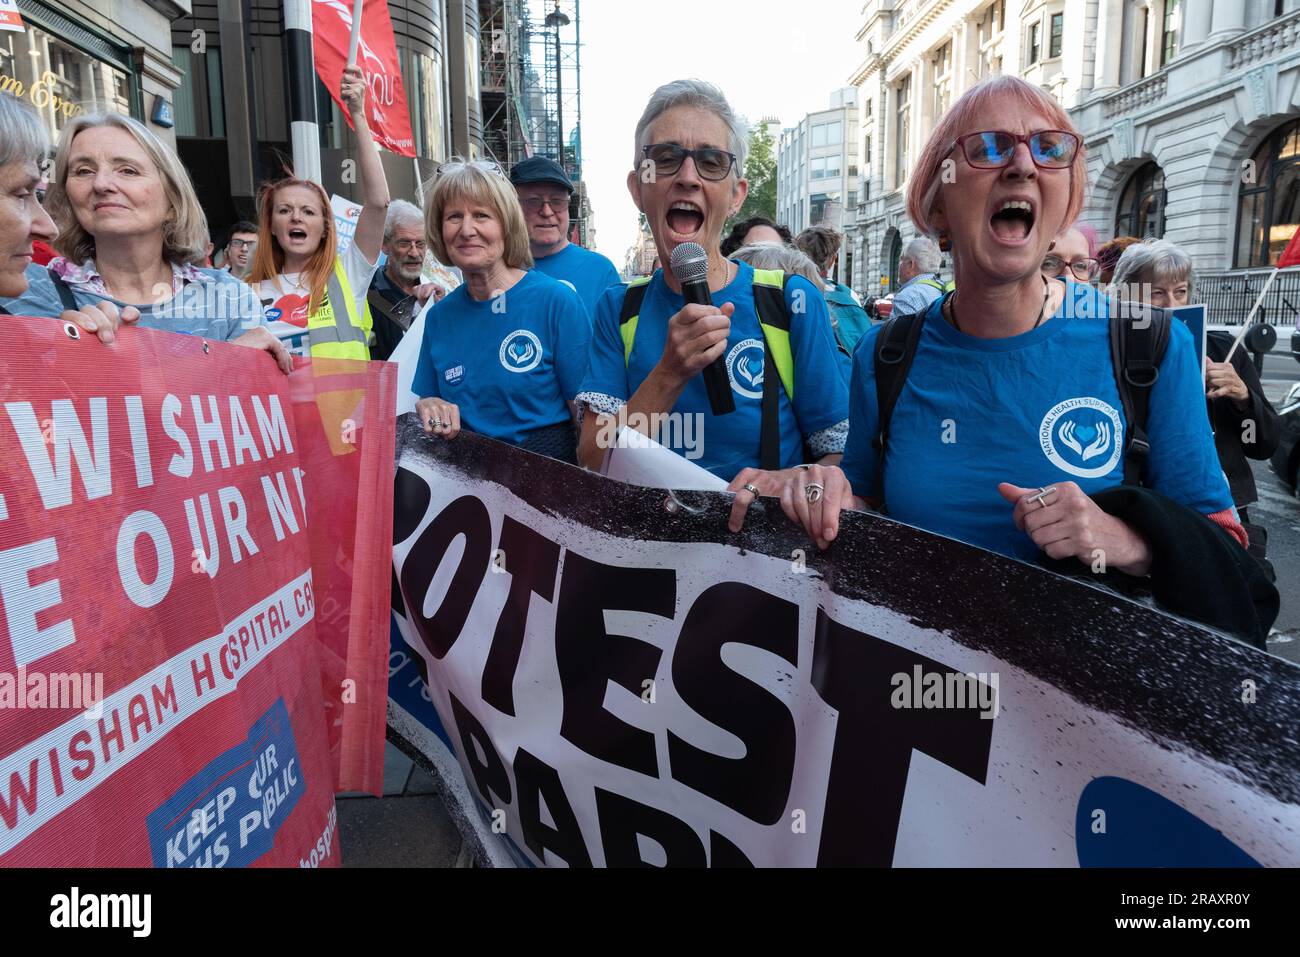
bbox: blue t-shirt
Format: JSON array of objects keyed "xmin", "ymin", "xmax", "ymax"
[
  {"xmin": 410, "ymin": 269, "xmax": 590, "ymax": 446},
  {"xmin": 841, "ymin": 282, "xmax": 1234, "ymax": 561},
  {"xmin": 579, "ymin": 260, "xmax": 851, "ymax": 480},
  {"xmin": 3, "ymin": 262, "xmax": 260, "ymax": 341},
  {"xmin": 531, "ymin": 243, "xmax": 621, "ymax": 321}
]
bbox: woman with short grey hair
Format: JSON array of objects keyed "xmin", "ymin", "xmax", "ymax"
[
  {"xmin": 576, "ymin": 78, "xmax": 850, "ymax": 538},
  {"xmin": 1110, "ymin": 238, "xmax": 1195, "ymax": 308},
  {"xmin": 632, "ymin": 79, "xmax": 748, "ymax": 180},
  {"xmin": 0, "ymin": 95, "xmax": 56, "ymax": 301}
]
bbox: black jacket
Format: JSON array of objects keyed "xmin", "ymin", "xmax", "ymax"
[
  {"xmin": 367, "ymin": 270, "xmax": 419, "ymax": 362},
  {"xmin": 1044, "ymin": 485, "xmax": 1279, "ymax": 650},
  {"xmin": 1206, "ymin": 331, "xmax": 1281, "ymax": 507}
]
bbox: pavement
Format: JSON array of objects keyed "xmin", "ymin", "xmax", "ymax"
[{"xmin": 336, "ymin": 741, "xmax": 467, "ymax": 868}]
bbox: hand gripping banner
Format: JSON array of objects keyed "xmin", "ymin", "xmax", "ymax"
[
  {"xmin": 0, "ymin": 317, "xmax": 394, "ymax": 866},
  {"xmin": 389, "ymin": 419, "xmax": 1300, "ymax": 867}
]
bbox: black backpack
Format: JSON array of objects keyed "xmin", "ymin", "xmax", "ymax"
[{"xmin": 870, "ymin": 301, "xmax": 1172, "ymax": 505}]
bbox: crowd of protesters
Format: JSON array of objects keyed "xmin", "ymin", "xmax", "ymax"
[{"xmin": 0, "ymin": 68, "xmax": 1281, "ymax": 647}]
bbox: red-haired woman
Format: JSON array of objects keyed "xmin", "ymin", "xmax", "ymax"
[
  {"xmin": 248, "ymin": 66, "xmax": 390, "ymax": 359},
  {"xmin": 776, "ymin": 76, "xmax": 1271, "ymax": 644}
]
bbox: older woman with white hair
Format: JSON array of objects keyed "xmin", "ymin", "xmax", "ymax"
[
  {"xmin": 0, "ymin": 112, "xmax": 287, "ymax": 370},
  {"xmin": 410, "ymin": 159, "xmax": 590, "ymax": 462},
  {"xmin": 780, "ymin": 75, "xmax": 1273, "ymax": 645},
  {"xmin": 576, "ymin": 78, "xmax": 850, "ymax": 531},
  {"xmin": 1112, "ymin": 238, "xmax": 1281, "ymax": 573},
  {"xmin": 0, "ymin": 96, "xmax": 56, "ymax": 300}
]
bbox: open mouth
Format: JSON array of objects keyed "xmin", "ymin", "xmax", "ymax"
[
  {"xmin": 989, "ymin": 199, "xmax": 1035, "ymax": 243},
  {"xmin": 288, "ymin": 228, "xmax": 308, "ymax": 242},
  {"xmin": 665, "ymin": 201, "xmax": 705, "ymax": 239}
]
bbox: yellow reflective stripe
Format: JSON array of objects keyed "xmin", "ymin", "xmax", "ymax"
[
  {"xmin": 751, "ymin": 267, "xmax": 784, "ymax": 290},
  {"xmin": 621, "ymin": 314, "xmax": 639, "ymax": 364},
  {"xmin": 307, "ymin": 257, "xmax": 370, "ymax": 359},
  {"xmin": 760, "ymin": 322, "xmax": 794, "ymax": 402}
]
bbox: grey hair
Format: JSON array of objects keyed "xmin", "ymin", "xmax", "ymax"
[
  {"xmin": 633, "ymin": 79, "xmax": 748, "ymax": 179},
  {"xmin": 730, "ymin": 243, "xmax": 823, "ymax": 288},
  {"xmin": 0, "ymin": 94, "xmax": 50, "ymax": 170},
  {"xmin": 1110, "ymin": 238, "xmax": 1195, "ymax": 299},
  {"xmin": 383, "ymin": 199, "xmax": 424, "ymax": 244},
  {"xmin": 901, "ymin": 236, "xmax": 941, "ymax": 273}
]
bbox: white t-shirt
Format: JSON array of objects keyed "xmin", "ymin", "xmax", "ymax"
[{"xmin": 255, "ymin": 241, "xmax": 378, "ymax": 355}]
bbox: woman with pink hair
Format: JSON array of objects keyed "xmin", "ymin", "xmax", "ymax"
[{"xmin": 772, "ymin": 76, "xmax": 1272, "ymax": 644}]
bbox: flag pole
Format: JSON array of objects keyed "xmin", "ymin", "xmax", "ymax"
[
  {"xmin": 347, "ymin": 0, "xmax": 364, "ymax": 66},
  {"xmin": 1224, "ymin": 267, "xmax": 1279, "ymax": 362}
]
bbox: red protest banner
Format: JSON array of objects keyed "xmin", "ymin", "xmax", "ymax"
[
  {"xmin": 0, "ymin": 317, "xmax": 393, "ymax": 865},
  {"xmin": 313, "ymin": 0, "xmax": 416, "ymax": 158}
]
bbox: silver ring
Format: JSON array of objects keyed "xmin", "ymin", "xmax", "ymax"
[
  {"xmin": 742, "ymin": 483, "xmax": 761, "ymax": 497},
  {"xmin": 805, "ymin": 483, "xmax": 824, "ymax": 505},
  {"xmin": 1030, "ymin": 485, "xmax": 1058, "ymax": 508}
]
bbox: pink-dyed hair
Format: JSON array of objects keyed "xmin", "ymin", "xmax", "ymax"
[
  {"xmin": 906, "ymin": 75, "xmax": 1088, "ymax": 240},
  {"xmin": 1073, "ymin": 223, "xmax": 1100, "ymax": 257}
]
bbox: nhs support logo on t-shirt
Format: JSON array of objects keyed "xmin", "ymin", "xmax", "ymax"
[
  {"xmin": 726, "ymin": 338, "xmax": 766, "ymax": 400},
  {"xmin": 445, "ymin": 364, "xmax": 465, "ymax": 386},
  {"xmin": 499, "ymin": 329, "xmax": 543, "ymax": 373},
  {"xmin": 1039, "ymin": 396, "xmax": 1124, "ymax": 479}
]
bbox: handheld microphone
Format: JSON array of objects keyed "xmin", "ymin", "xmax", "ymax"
[{"xmin": 669, "ymin": 242, "xmax": 735, "ymax": 416}]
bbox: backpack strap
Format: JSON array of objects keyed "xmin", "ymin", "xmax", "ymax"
[
  {"xmin": 752, "ymin": 268, "xmax": 793, "ymax": 472},
  {"xmin": 48, "ymin": 269, "xmax": 78, "ymax": 312},
  {"xmin": 871, "ymin": 308, "xmax": 927, "ymax": 507},
  {"xmin": 618, "ymin": 276, "xmax": 653, "ymax": 364},
  {"xmin": 1109, "ymin": 305, "xmax": 1172, "ymax": 486}
]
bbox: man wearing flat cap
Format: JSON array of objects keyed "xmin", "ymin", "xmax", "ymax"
[{"xmin": 511, "ymin": 155, "xmax": 620, "ymax": 322}]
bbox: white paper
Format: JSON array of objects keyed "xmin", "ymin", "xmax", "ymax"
[{"xmin": 602, "ymin": 427, "xmax": 728, "ymax": 491}]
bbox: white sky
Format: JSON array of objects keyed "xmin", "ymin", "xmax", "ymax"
[{"xmin": 578, "ymin": 0, "xmax": 864, "ymax": 267}]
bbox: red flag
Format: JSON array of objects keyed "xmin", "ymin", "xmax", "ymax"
[
  {"xmin": 312, "ymin": 0, "xmax": 416, "ymax": 158},
  {"xmin": 1278, "ymin": 228, "xmax": 1300, "ymax": 269}
]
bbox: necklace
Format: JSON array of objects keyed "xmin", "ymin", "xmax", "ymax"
[{"xmin": 945, "ymin": 274, "xmax": 1051, "ymax": 334}]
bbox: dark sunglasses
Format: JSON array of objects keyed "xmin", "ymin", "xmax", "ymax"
[
  {"xmin": 951, "ymin": 130, "xmax": 1080, "ymax": 170},
  {"xmin": 641, "ymin": 143, "xmax": 737, "ymax": 181},
  {"xmin": 1042, "ymin": 254, "xmax": 1100, "ymax": 281}
]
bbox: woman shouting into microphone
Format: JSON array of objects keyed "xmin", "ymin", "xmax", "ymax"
[{"xmin": 576, "ymin": 79, "xmax": 849, "ymax": 531}]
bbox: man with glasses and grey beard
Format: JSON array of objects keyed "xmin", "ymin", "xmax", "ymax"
[
  {"xmin": 510, "ymin": 155, "xmax": 620, "ymax": 323},
  {"xmin": 369, "ymin": 199, "xmax": 439, "ymax": 360}
]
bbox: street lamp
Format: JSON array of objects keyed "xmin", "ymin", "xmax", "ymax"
[{"xmin": 544, "ymin": 3, "xmax": 569, "ymax": 173}]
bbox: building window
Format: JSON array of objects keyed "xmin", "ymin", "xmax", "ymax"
[
  {"xmin": 1028, "ymin": 21, "xmax": 1040, "ymax": 64},
  {"xmin": 0, "ymin": 23, "xmax": 132, "ymax": 142},
  {"xmin": 1115, "ymin": 162, "xmax": 1166, "ymax": 240},
  {"xmin": 933, "ymin": 40, "xmax": 952, "ymax": 117},
  {"xmin": 1161, "ymin": 0, "xmax": 1181, "ymax": 67},
  {"xmin": 1049, "ymin": 13, "xmax": 1064, "ymax": 58},
  {"xmin": 1139, "ymin": 5, "xmax": 1151, "ymax": 78},
  {"xmin": 1235, "ymin": 119, "xmax": 1300, "ymax": 268},
  {"xmin": 895, "ymin": 74, "xmax": 911, "ymax": 186},
  {"xmin": 812, "ymin": 120, "xmax": 843, "ymax": 147}
]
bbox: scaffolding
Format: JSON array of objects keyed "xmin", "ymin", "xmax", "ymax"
[{"xmin": 478, "ymin": 0, "xmax": 590, "ymax": 244}]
